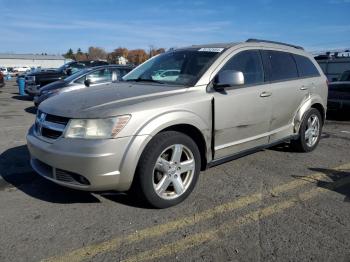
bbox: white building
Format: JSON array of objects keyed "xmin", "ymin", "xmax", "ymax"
[
  {"xmin": 0, "ymin": 54, "xmax": 70, "ymax": 69},
  {"xmin": 116, "ymin": 56, "xmax": 128, "ymax": 65}
]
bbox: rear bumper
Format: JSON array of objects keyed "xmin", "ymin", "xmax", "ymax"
[{"xmin": 26, "ymin": 126, "xmax": 147, "ymax": 191}]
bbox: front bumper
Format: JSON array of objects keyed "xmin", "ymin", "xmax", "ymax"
[{"xmin": 26, "ymin": 126, "xmax": 143, "ymax": 191}]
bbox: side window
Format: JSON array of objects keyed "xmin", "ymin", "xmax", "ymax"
[
  {"xmin": 266, "ymin": 51, "xmax": 298, "ymax": 81},
  {"xmin": 70, "ymin": 63, "xmax": 86, "ymax": 74},
  {"xmin": 74, "ymin": 76, "xmax": 86, "ymax": 84},
  {"xmin": 220, "ymin": 50, "xmax": 264, "ymax": 85},
  {"xmin": 293, "ymin": 54, "xmax": 320, "ymax": 78},
  {"xmin": 86, "ymin": 69, "xmax": 112, "ymax": 84}
]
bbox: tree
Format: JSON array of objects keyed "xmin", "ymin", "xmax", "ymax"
[
  {"xmin": 63, "ymin": 48, "xmax": 75, "ymax": 60},
  {"xmin": 149, "ymin": 46, "xmax": 165, "ymax": 58},
  {"xmin": 114, "ymin": 47, "xmax": 129, "ymax": 58},
  {"xmin": 75, "ymin": 48, "xmax": 88, "ymax": 61},
  {"xmin": 127, "ymin": 49, "xmax": 149, "ymax": 65},
  {"xmin": 87, "ymin": 46, "xmax": 107, "ymax": 60},
  {"xmin": 107, "ymin": 47, "xmax": 129, "ymax": 64}
]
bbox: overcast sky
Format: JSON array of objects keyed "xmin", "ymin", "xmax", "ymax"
[{"xmin": 0, "ymin": 0, "xmax": 349, "ymax": 54}]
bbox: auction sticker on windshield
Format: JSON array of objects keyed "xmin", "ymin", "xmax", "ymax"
[{"xmin": 198, "ymin": 48, "xmax": 224, "ymax": 52}]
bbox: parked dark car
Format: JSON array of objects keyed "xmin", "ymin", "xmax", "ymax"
[
  {"xmin": 328, "ymin": 81, "xmax": 350, "ymax": 112},
  {"xmin": 25, "ymin": 60, "xmax": 109, "ymax": 97},
  {"xmin": 339, "ymin": 70, "xmax": 350, "ymax": 81},
  {"xmin": 0, "ymin": 71, "xmax": 5, "ymax": 88},
  {"xmin": 34, "ymin": 65, "xmax": 133, "ymax": 106}
]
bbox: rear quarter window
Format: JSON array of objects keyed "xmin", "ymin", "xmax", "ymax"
[
  {"xmin": 264, "ymin": 50, "xmax": 298, "ymax": 82},
  {"xmin": 293, "ymin": 54, "xmax": 320, "ymax": 78}
]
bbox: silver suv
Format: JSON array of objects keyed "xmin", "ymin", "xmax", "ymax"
[{"xmin": 27, "ymin": 39, "xmax": 328, "ymax": 208}]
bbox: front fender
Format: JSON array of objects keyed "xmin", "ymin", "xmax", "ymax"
[{"xmin": 118, "ymin": 110, "xmax": 211, "ymax": 191}]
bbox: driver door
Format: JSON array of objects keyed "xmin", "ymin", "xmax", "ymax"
[{"xmin": 213, "ymin": 49, "xmax": 273, "ymax": 159}]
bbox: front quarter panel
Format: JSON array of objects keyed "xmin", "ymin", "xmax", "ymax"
[{"xmin": 118, "ymin": 95, "xmax": 212, "ymax": 190}]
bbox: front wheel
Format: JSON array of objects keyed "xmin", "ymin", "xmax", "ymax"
[
  {"xmin": 134, "ymin": 131, "xmax": 201, "ymax": 208},
  {"xmin": 291, "ymin": 108, "xmax": 323, "ymax": 152}
]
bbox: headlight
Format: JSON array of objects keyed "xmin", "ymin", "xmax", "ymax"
[{"xmin": 64, "ymin": 115, "xmax": 131, "ymax": 139}]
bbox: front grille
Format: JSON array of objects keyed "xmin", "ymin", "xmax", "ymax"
[
  {"xmin": 41, "ymin": 127, "xmax": 62, "ymax": 139},
  {"xmin": 33, "ymin": 159, "xmax": 90, "ymax": 186},
  {"xmin": 35, "ymin": 111, "xmax": 70, "ymax": 140},
  {"xmin": 45, "ymin": 114, "xmax": 70, "ymax": 125},
  {"xmin": 56, "ymin": 169, "xmax": 90, "ymax": 185}
]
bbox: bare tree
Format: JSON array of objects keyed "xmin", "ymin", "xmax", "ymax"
[{"xmin": 87, "ymin": 46, "xmax": 107, "ymax": 60}]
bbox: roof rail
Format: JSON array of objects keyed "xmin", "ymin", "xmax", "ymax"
[{"xmin": 246, "ymin": 39, "xmax": 304, "ymax": 50}]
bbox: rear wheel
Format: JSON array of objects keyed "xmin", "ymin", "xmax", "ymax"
[
  {"xmin": 291, "ymin": 108, "xmax": 322, "ymax": 152},
  {"xmin": 134, "ymin": 131, "xmax": 201, "ymax": 208}
]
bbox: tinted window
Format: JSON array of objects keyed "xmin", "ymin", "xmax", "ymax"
[
  {"xmin": 74, "ymin": 76, "xmax": 86, "ymax": 84},
  {"xmin": 294, "ymin": 54, "xmax": 320, "ymax": 77},
  {"xmin": 220, "ymin": 50, "xmax": 264, "ymax": 85},
  {"xmin": 266, "ymin": 51, "xmax": 298, "ymax": 81}
]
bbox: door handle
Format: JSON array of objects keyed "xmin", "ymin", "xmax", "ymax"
[
  {"xmin": 300, "ymin": 86, "xmax": 309, "ymax": 90},
  {"xmin": 260, "ymin": 91, "xmax": 272, "ymax": 97}
]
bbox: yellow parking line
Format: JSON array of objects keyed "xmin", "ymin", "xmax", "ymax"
[
  {"xmin": 122, "ymin": 177, "xmax": 350, "ymax": 262},
  {"xmin": 42, "ymin": 163, "xmax": 350, "ymax": 262}
]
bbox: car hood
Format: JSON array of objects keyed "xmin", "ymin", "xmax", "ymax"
[
  {"xmin": 39, "ymin": 82, "xmax": 189, "ymax": 118},
  {"xmin": 40, "ymin": 80, "xmax": 67, "ymax": 93}
]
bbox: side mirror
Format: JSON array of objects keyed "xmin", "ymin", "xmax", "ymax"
[
  {"xmin": 214, "ymin": 70, "xmax": 244, "ymax": 90},
  {"xmin": 84, "ymin": 79, "xmax": 91, "ymax": 87}
]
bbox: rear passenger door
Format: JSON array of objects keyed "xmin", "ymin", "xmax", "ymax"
[{"xmin": 261, "ymin": 50, "xmax": 307, "ymax": 142}]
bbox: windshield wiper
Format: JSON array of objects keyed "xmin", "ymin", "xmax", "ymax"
[{"xmin": 125, "ymin": 77, "xmax": 164, "ymax": 84}]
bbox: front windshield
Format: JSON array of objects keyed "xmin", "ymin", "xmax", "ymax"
[
  {"xmin": 123, "ymin": 49, "xmax": 223, "ymax": 86},
  {"xmin": 64, "ymin": 68, "xmax": 90, "ymax": 82}
]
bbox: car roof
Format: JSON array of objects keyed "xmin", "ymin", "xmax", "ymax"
[
  {"xmin": 87, "ymin": 64, "xmax": 134, "ymax": 70},
  {"xmin": 175, "ymin": 39, "xmax": 305, "ymax": 53}
]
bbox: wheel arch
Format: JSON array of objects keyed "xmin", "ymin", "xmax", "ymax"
[
  {"xmin": 294, "ymin": 96, "xmax": 326, "ymax": 133},
  {"xmin": 119, "ymin": 111, "xmax": 211, "ymax": 191},
  {"xmin": 161, "ymin": 124, "xmax": 208, "ymax": 171}
]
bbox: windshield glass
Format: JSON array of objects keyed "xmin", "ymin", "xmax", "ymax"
[
  {"xmin": 123, "ymin": 49, "xmax": 222, "ymax": 86},
  {"xmin": 64, "ymin": 68, "xmax": 90, "ymax": 82}
]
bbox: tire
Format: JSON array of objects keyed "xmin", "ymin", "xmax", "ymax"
[
  {"xmin": 291, "ymin": 108, "xmax": 323, "ymax": 152},
  {"xmin": 133, "ymin": 131, "xmax": 201, "ymax": 208}
]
